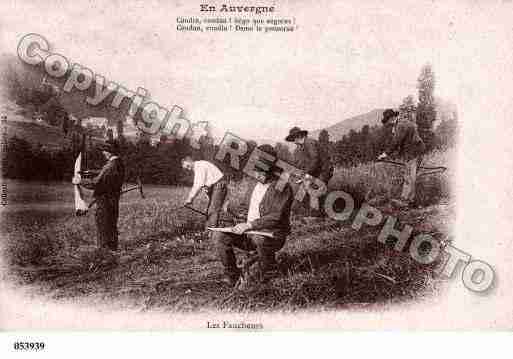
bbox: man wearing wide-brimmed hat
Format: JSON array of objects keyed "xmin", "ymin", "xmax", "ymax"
[
  {"xmin": 214, "ymin": 144, "xmax": 294, "ymax": 286},
  {"xmin": 73, "ymin": 139, "xmax": 125, "ymax": 251},
  {"xmin": 378, "ymin": 109, "xmax": 426, "ymax": 208},
  {"xmin": 285, "ymin": 126, "xmax": 332, "ymax": 216},
  {"xmin": 286, "ymin": 126, "xmax": 322, "ymax": 178}
]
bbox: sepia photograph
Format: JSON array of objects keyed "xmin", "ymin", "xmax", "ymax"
[{"xmin": 0, "ymin": 1, "xmax": 512, "ymax": 345}]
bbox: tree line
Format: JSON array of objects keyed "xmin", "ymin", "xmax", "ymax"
[
  {"xmin": 1, "ymin": 131, "xmax": 256, "ymax": 185},
  {"xmin": 2, "ymin": 63, "xmax": 457, "ymax": 183},
  {"xmin": 2, "ymin": 112, "xmax": 456, "ymax": 184}
]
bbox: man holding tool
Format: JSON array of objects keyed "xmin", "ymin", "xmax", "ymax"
[
  {"xmin": 182, "ymin": 156, "xmax": 228, "ymax": 230},
  {"xmin": 211, "ymin": 144, "xmax": 294, "ymax": 287},
  {"xmin": 285, "ymin": 126, "xmax": 333, "ymax": 217},
  {"xmin": 377, "ymin": 109, "xmax": 426, "ymax": 208},
  {"xmin": 72, "ymin": 140, "xmax": 125, "ymax": 251}
]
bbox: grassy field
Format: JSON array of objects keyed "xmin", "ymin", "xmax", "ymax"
[{"xmin": 0, "ymin": 150, "xmax": 454, "ymax": 312}]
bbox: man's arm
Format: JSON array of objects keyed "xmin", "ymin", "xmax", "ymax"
[
  {"xmin": 90, "ymin": 161, "xmax": 117, "ymax": 195},
  {"xmin": 78, "ymin": 163, "xmax": 110, "ymax": 190},
  {"xmin": 249, "ymin": 184, "xmax": 293, "ymax": 230},
  {"xmin": 79, "ymin": 177, "xmax": 97, "ymax": 190},
  {"xmin": 185, "ymin": 163, "xmax": 205, "ymax": 204}
]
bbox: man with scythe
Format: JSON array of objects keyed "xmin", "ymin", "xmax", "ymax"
[
  {"xmin": 377, "ymin": 109, "xmax": 426, "ymax": 208},
  {"xmin": 73, "ymin": 140, "xmax": 125, "ymax": 251},
  {"xmin": 285, "ymin": 126, "xmax": 333, "ymax": 217}
]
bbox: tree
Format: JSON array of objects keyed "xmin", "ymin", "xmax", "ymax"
[
  {"xmin": 319, "ymin": 129, "xmax": 330, "ymax": 144},
  {"xmin": 399, "ymin": 95, "xmax": 416, "ymax": 121},
  {"xmin": 197, "ymin": 124, "xmax": 216, "ymax": 161},
  {"xmin": 434, "ymin": 108, "xmax": 458, "ymax": 149},
  {"xmin": 416, "ymin": 64, "xmax": 437, "ymax": 150}
]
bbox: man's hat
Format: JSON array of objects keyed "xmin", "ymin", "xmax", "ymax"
[
  {"xmin": 255, "ymin": 144, "xmax": 277, "ymax": 174},
  {"xmin": 98, "ymin": 140, "xmax": 120, "ymax": 155},
  {"xmin": 382, "ymin": 109, "xmax": 400, "ymax": 124},
  {"xmin": 285, "ymin": 126, "xmax": 309, "ymax": 142}
]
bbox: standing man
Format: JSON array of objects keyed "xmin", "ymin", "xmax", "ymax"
[
  {"xmin": 73, "ymin": 140, "xmax": 125, "ymax": 251},
  {"xmin": 182, "ymin": 156, "xmax": 228, "ymax": 229},
  {"xmin": 286, "ymin": 126, "xmax": 322, "ymax": 180},
  {"xmin": 378, "ymin": 109, "xmax": 426, "ymax": 208},
  {"xmin": 214, "ymin": 144, "xmax": 294, "ymax": 286},
  {"xmin": 285, "ymin": 126, "xmax": 332, "ymax": 216}
]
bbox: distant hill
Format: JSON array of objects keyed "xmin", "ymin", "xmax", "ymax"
[
  {"xmin": 309, "ymin": 99, "xmax": 457, "ymax": 142},
  {"xmin": 310, "ymin": 109, "xmax": 385, "ymax": 141},
  {"xmin": 0, "ymin": 92, "xmax": 68, "ymax": 149},
  {"xmin": 2, "ymin": 119, "xmax": 71, "ymax": 150}
]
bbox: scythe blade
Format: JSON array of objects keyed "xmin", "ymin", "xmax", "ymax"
[{"xmin": 74, "ymin": 152, "xmax": 89, "ymax": 216}]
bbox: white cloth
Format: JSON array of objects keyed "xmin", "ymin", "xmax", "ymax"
[
  {"xmin": 187, "ymin": 160, "xmax": 223, "ymax": 202},
  {"xmin": 247, "ymin": 182, "xmax": 271, "ymax": 222}
]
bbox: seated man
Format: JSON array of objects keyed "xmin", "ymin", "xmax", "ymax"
[{"xmin": 213, "ymin": 144, "xmax": 294, "ymax": 286}]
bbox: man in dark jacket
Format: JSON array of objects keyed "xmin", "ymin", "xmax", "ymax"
[
  {"xmin": 286, "ymin": 127, "xmax": 322, "ymax": 179},
  {"xmin": 74, "ymin": 140, "xmax": 125, "ymax": 250},
  {"xmin": 213, "ymin": 144, "xmax": 294, "ymax": 286},
  {"xmin": 286, "ymin": 126, "xmax": 333, "ymax": 216},
  {"xmin": 378, "ymin": 109, "xmax": 426, "ymax": 207}
]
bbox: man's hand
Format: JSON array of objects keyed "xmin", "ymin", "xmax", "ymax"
[
  {"xmin": 296, "ymin": 173, "xmax": 312, "ymax": 185},
  {"xmin": 72, "ymin": 175, "xmax": 81, "ymax": 185},
  {"xmin": 183, "ymin": 199, "xmax": 193, "ymax": 207},
  {"xmin": 232, "ymin": 222, "xmax": 252, "ymax": 235},
  {"xmin": 377, "ymin": 152, "xmax": 388, "ymax": 160}
]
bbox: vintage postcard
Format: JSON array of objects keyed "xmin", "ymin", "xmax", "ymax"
[{"xmin": 1, "ymin": 0, "xmax": 512, "ymax": 338}]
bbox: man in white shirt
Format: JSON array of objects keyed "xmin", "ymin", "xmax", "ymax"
[
  {"xmin": 182, "ymin": 156, "xmax": 227, "ymax": 229},
  {"xmin": 213, "ymin": 145, "xmax": 294, "ymax": 286}
]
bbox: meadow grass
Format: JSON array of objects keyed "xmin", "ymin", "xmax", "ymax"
[
  {"xmin": 330, "ymin": 149, "xmax": 453, "ymax": 207},
  {"xmin": 1, "ymin": 149, "xmax": 453, "ymax": 311}
]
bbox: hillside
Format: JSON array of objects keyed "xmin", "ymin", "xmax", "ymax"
[
  {"xmin": 310, "ymin": 98, "xmax": 457, "ymax": 143},
  {"xmin": 2, "ymin": 120, "xmax": 71, "ymax": 150},
  {"xmin": 310, "ymin": 109, "xmax": 385, "ymax": 141}
]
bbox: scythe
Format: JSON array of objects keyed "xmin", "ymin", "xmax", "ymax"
[
  {"xmin": 74, "ymin": 151, "xmax": 89, "ymax": 216},
  {"xmin": 73, "ymin": 134, "xmax": 145, "ymax": 215}
]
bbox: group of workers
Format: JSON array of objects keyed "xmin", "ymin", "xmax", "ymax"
[{"xmin": 73, "ymin": 108, "xmax": 425, "ymax": 286}]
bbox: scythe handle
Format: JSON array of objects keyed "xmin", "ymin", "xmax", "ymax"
[
  {"xmin": 184, "ymin": 205, "xmax": 234, "ymax": 225},
  {"xmin": 88, "ymin": 181, "xmax": 145, "ymax": 209},
  {"xmin": 377, "ymin": 159, "xmax": 447, "ymax": 173}
]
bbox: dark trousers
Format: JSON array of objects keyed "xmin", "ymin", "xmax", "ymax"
[
  {"xmin": 214, "ymin": 232, "xmax": 286, "ymax": 278},
  {"xmin": 95, "ymin": 195, "xmax": 120, "ymax": 251},
  {"xmin": 205, "ymin": 178, "xmax": 228, "ymax": 229}
]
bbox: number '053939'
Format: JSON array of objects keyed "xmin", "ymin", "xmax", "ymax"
[{"xmin": 13, "ymin": 342, "xmax": 45, "ymax": 351}]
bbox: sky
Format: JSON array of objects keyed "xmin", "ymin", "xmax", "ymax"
[
  {"xmin": 0, "ymin": 0, "xmax": 506, "ymax": 141},
  {"xmin": 2, "ymin": 1, "xmax": 513, "ymax": 330}
]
